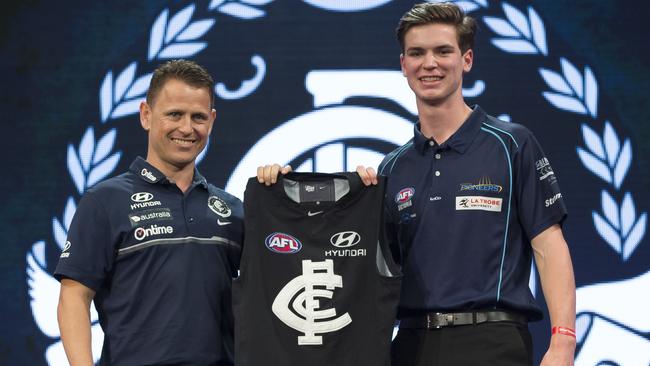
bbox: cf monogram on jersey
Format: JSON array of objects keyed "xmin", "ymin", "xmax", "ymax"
[{"xmin": 272, "ymin": 259, "xmax": 352, "ymax": 345}]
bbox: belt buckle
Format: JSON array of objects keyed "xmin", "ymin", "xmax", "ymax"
[{"xmin": 426, "ymin": 313, "xmax": 455, "ymax": 329}]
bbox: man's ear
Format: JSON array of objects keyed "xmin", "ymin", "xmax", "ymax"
[
  {"xmin": 462, "ymin": 49, "xmax": 473, "ymax": 73},
  {"xmin": 400, "ymin": 53, "xmax": 406, "ymax": 76},
  {"xmin": 140, "ymin": 101, "xmax": 151, "ymax": 131}
]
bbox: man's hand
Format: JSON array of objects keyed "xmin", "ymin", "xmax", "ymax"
[
  {"xmin": 257, "ymin": 164, "xmax": 292, "ymax": 185},
  {"xmin": 540, "ymin": 335, "xmax": 576, "ymax": 366},
  {"xmin": 356, "ymin": 165, "xmax": 378, "ymax": 186}
]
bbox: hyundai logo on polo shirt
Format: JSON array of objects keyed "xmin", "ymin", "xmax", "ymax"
[
  {"xmin": 131, "ymin": 192, "xmax": 153, "ymax": 202},
  {"xmin": 130, "ymin": 192, "xmax": 162, "ymax": 210},
  {"xmin": 330, "ymin": 231, "xmax": 361, "ymax": 248},
  {"xmin": 208, "ymin": 196, "xmax": 231, "ymax": 218},
  {"xmin": 265, "ymin": 232, "xmax": 302, "ymax": 254}
]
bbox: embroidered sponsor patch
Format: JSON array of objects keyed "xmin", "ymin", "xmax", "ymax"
[
  {"xmin": 455, "ymin": 196, "xmax": 503, "ymax": 212},
  {"xmin": 128, "ymin": 208, "xmax": 173, "ymax": 226}
]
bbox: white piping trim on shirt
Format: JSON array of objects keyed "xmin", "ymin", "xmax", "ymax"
[{"xmin": 117, "ymin": 236, "xmax": 240, "ymax": 257}]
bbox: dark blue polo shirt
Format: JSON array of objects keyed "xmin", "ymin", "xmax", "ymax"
[
  {"xmin": 379, "ymin": 106, "xmax": 566, "ymax": 321},
  {"xmin": 55, "ymin": 157, "xmax": 243, "ymax": 365}
]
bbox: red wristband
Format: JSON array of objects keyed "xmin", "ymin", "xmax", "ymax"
[{"xmin": 551, "ymin": 326, "xmax": 576, "ymax": 338}]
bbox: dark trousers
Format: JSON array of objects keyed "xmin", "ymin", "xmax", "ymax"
[{"xmin": 391, "ymin": 322, "xmax": 533, "ymax": 366}]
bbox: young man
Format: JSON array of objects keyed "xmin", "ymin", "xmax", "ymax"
[
  {"xmin": 55, "ymin": 60, "xmax": 243, "ymax": 365},
  {"xmin": 373, "ymin": 3, "xmax": 576, "ymax": 365}
]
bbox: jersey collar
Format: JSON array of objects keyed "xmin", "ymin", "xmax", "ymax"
[
  {"xmin": 129, "ymin": 157, "xmax": 208, "ymax": 189},
  {"xmin": 413, "ymin": 105, "xmax": 486, "ymax": 155}
]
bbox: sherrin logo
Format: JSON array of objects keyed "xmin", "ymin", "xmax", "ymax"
[
  {"xmin": 395, "ymin": 187, "xmax": 415, "ymax": 203},
  {"xmin": 134, "ymin": 224, "xmax": 174, "ymax": 241},
  {"xmin": 265, "ymin": 232, "xmax": 302, "ymax": 254}
]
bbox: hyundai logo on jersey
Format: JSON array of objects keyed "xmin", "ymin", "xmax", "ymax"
[{"xmin": 265, "ymin": 232, "xmax": 303, "ymax": 254}]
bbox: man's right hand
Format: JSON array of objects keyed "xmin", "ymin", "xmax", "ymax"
[
  {"xmin": 356, "ymin": 165, "xmax": 378, "ymax": 186},
  {"xmin": 257, "ymin": 164, "xmax": 292, "ymax": 185}
]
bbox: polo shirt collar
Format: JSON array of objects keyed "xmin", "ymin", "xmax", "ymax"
[
  {"xmin": 129, "ymin": 157, "xmax": 208, "ymax": 189},
  {"xmin": 412, "ymin": 105, "xmax": 486, "ymax": 154}
]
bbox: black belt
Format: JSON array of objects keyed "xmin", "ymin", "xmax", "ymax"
[{"xmin": 399, "ymin": 310, "xmax": 527, "ymax": 329}]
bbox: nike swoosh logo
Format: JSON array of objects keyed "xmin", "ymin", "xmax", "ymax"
[
  {"xmin": 217, "ymin": 219, "xmax": 232, "ymax": 226},
  {"xmin": 307, "ymin": 210, "xmax": 324, "ymax": 216}
]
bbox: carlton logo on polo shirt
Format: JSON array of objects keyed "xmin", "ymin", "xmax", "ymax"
[
  {"xmin": 395, "ymin": 187, "xmax": 415, "ymax": 211},
  {"xmin": 265, "ymin": 232, "xmax": 302, "ymax": 254},
  {"xmin": 130, "ymin": 192, "xmax": 162, "ymax": 210},
  {"xmin": 455, "ymin": 196, "xmax": 503, "ymax": 212},
  {"xmin": 208, "ymin": 196, "xmax": 231, "ymax": 218},
  {"xmin": 133, "ymin": 224, "xmax": 174, "ymax": 241}
]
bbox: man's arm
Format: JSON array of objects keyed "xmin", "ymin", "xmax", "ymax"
[
  {"xmin": 58, "ymin": 278, "xmax": 96, "ymax": 366},
  {"xmin": 532, "ymin": 224, "xmax": 576, "ymax": 366}
]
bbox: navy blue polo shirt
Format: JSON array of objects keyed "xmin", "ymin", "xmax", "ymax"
[
  {"xmin": 379, "ymin": 106, "xmax": 566, "ymax": 320},
  {"xmin": 55, "ymin": 157, "xmax": 243, "ymax": 365}
]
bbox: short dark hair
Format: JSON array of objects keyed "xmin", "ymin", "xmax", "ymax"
[
  {"xmin": 396, "ymin": 2, "xmax": 477, "ymax": 54},
  {"xmin": 146, "ymin": 59, "xmax": 215, "ymax": 107}
]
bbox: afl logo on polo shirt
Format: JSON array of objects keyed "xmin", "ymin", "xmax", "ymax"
[
  {"xmin": 265, "ymin": 232, "xmax": 302, "ymax": 254},
  {"xmin": 396, "ymin": 187, "xmax": 415, "ymax": 211},
  {"xmin": 208, "ymin": 196, "xmax": 231, "ymax": 218}
]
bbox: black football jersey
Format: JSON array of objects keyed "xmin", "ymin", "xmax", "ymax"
[{"xmin": 234, "ymin": 172, "xmax": 401, "ymax": 366}]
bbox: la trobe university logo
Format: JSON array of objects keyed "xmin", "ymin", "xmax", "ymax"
[{"xmin": 25, "ymin": 0, "xmax": 649, "ymax": 365}]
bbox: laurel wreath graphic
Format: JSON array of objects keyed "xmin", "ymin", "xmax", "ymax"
[
  {"xmin": 478, "ymin": 0, "xmax": 647, "ymax": 261},
  {"xmin": 26, "ymin": 0, "xmax": 647, "ymax": 362}
]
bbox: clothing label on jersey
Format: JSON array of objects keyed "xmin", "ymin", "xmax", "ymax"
[
  {"xmin": 299, "ymin": 180, "xmax": 334, "ymax": 202},
  {"xmin": 272, "ymin": 259, "xmax": 352, "ymax": 345},
  {"xmin": 455, "ymin": 196, "xmax": 503, "ymax": 212}
]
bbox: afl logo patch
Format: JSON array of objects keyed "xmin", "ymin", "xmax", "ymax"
[
  {"xmin": 265, "ymin": 232, "xmax": 302, "ymax": 254},
  {"xmin": 395, "ymin": 187, "xmax": 415, "ymax": 203},
  {"xmin": 208, "ymin": 196, "xmax": 231, "ymax": 218}
]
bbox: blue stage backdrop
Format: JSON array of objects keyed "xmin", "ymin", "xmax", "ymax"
[{"xmin": 2, "ymin": 1, "xmax": 649, "ymax": 365}]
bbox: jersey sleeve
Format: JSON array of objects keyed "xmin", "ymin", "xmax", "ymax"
[
  {"xmin": 513, "ymin": 131, "xmax": 567, "ymax": 240},
  {"xmin": 54, "ymin": 191, "xmax": 116, "ymax": 291}
]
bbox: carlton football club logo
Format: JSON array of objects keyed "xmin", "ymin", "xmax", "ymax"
[
  {"xmin": 272, "ymin": 259, "xmax": 352, "ymax": 345},
  {"xmin": 25, "ymin": 0, "xmax": 648, "ymax": 364}
]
